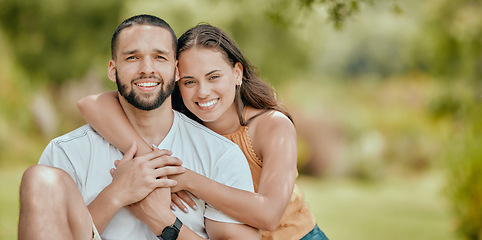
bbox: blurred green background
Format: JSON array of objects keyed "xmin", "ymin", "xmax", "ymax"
[{"xmin": 0, "ymin": 0, "xmax": 481, "ymax": 239}]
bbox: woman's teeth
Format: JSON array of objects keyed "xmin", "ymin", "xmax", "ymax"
[{"xmin": 198, "ymin": 99, "xmax": 218, "ymax": 108}]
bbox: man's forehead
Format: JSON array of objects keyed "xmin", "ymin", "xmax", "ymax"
[{"xmin": 117, "ymin": 25, "xmax": 174, "ymax": 51}]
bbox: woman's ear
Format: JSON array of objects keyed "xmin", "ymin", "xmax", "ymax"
[
  {"xmin": 175, "ymin": 60, "xmax": 180, "ymax": 82},
  {"xmin": 234, "ymin": 62, "xmax": 243, "ymax": 86},
  {"xmin": 107, "ymin": 60, "xmax": 117, "ymax": 83}
]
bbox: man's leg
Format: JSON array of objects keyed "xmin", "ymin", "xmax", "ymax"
[{"xmin": 18, "ymin": 165, "xmax": 94, "ymax": 240}]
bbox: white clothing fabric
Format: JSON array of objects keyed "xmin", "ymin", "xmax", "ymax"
[
  {"xmin": 92, "ymin": 215, "xmax": 101, "ymax": 240},
  {"xmin": 39, "ymin": 110, "xmax": 254, "ymax": 240}
]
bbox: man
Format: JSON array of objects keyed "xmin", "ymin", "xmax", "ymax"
[{"xmin": 18, "ymin": 14, "xmax": 259, "ymax": 240}]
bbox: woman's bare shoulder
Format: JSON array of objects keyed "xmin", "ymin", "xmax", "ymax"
[{"xmin": 248, "ymin": 109, "xmax": 296, "ymax": 141}]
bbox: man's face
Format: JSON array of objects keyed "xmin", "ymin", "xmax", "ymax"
[{"xmin": 109, "ymin": 25, "xmax": 178, "ymax": 111}]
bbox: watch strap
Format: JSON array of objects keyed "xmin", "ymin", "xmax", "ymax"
[
  {"xmin": 172, "ymin": 217, "xmax": 182, "ymax": 231},
  {"xmin": 157, "ymin": 217, "xmax": 182, "ymax": 240}
]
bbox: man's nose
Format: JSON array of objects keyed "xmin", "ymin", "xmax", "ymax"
[{"xmin": 139, "ymin": 58, "xmax": 155, "ymax": 75}]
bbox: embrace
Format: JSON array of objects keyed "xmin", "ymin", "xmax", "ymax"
[{"xmin": 18, "ymin": 14, "xmax": 328, "ymax": 240}]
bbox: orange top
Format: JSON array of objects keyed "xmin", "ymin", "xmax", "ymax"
[{"xmin": 224, "ymin": 126, "xmax": 316, "ymax": 240}]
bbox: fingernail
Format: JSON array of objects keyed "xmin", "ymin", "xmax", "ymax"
[
  {"xmin": 192, "ymin": 205, "xmax": 198, "ymax": 211},
  {"xmin": 171, "ymin": 206, "xmax": 176, "ymax": 211},
  {"xmin": 183, "ymin": 208, "xmax": 189, "ymax": 213}
]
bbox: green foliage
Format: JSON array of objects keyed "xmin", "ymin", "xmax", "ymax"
[
  {"xmin": 412, "ymin": 0, "xmax": 482, "ymax": 82},
  {"xmin": 282, "ymin": 74, "xmax": 453, "ymax": 179},
  {"xmin": 0, "ymin": 0, "xmax": 122, "ymax": 83},
  {"xmin": 269, "ymin": 0, "xmax": 396, "ymax": 29},
  {"xmin": 445, "ymin": 101, "xmax": 482, "ymax": 239}
]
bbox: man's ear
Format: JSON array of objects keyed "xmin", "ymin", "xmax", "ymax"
[
  {"xmin": 107, "ymin": 60, "xmax": 117, "ymax": 83},
  {"xmin": 234, "ymin": 62, "xmax": 243, "ymax": 86}
]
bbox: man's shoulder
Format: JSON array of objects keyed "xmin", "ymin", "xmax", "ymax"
[
  {"xmin": 49, "ymin": 124, "xmax": 102, "ymax": 146},
  {"xmin": 39, "ymin": 124, "xmax": 110, "ymax": 167}
]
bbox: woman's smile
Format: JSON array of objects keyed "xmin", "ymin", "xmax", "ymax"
[
  {"xmin": 178, "ymin": 47, "xmax": 241, "ymax": 123},
  {"xmin": 196, "ymin": 98, "xmax": 219, "ymax": 110}
]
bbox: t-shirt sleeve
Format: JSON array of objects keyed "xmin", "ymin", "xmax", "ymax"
[
  {"xmin": 38, "ymin": 141, "xmax": 80, "ymax": 187},
  {"xmin": 204, "ymin": 146, "xmax": 254, "ymax": 223}
]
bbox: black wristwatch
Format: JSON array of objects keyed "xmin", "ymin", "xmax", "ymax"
[{"xmin": 157, "ymin": 217, "xmax": 182, "ymax": 240}]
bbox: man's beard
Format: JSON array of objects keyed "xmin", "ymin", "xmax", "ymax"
[{"xmin": 116, "ymin": 71, "xmax": 176, "ymax": 111}]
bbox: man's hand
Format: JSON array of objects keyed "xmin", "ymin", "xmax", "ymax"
[
  {"xmin": 109, "ymin": 142, "xmax": 185, "ymax": 206},
  {"xmin": 127, "ymin": 188, "xmax": 176, "ymax": 236}
]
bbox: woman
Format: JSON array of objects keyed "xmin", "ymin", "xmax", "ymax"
[{"xmin": 78, "ymin": 24, "xmax": 328, "ymax": 240}]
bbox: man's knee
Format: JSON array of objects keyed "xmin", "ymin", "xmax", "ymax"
[{"xmin": 20, "ymin": 165, "xmax": 72, "ymax": 199}]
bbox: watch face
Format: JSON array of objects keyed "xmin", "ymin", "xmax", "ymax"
[{"xmin": 161, "ymin": 227, "xmax": 179, "ymax": 240}]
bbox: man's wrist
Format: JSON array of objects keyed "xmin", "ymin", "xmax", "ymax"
[
  {"xmin": 157, "ymin": 216, "xmax": 182, "ymax": 240},
  {"xmin": 152, "ymin": 213, "xmax": 177, "ymax": 236}
]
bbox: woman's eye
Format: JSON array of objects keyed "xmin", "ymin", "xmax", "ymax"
[
  {"xmin": 183, "ymin": 80, "xmax": 195, "ymax": 85},
  {"xmin": 209, "ymin": 75, "xmax": 220, "ymax": 80}
]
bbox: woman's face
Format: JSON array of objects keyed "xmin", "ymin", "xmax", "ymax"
[{"xmin": 178, "ymin": 47, "xmax": 242, "ymax": 124}]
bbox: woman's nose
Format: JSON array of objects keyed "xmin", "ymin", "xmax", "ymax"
[{"xmin": 197, "ymin": 82, "xmax": 211, "ymax": 98}]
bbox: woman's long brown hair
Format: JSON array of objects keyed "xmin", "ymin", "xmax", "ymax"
[{"xmin": 172, "ymin": 24, "xmax": 292, "ymax": 126}]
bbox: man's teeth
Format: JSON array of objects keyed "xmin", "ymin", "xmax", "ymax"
[
  {"xmin": 136, "ymin": 82, "xmax": 159, "ymax": 87},
  {"xmin": 198, "ymin": 99, "xmax": 218, "ymax": 108}
]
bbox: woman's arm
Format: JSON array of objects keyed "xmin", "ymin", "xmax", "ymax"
[
  {"xmin": 205, "ymin": 219, "xmax": 260, "ymax": 240},
  {"xmin": 77, "ymin": 91, "xmax": 152, "ymax": 155},
  {"xmin": 79, "ymin": 93, "xmax": 297, "ymax": 230},
  {"xmin": 171, "ymin": 112, "xmax": 298, "ymax": 231}
]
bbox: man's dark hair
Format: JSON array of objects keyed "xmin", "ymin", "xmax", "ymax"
[{"xmin": 111, "ymin": 14, "xmax": 177, "ymax": 59}]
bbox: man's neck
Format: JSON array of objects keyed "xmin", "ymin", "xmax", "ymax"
[{"xmin": 118, "ymin": 95, "xmax": 174, "ymax": 147}]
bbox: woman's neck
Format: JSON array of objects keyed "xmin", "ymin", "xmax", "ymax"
[{"xmin": 203, "ymin": 105, "xmax": 241, "ymax": 135}]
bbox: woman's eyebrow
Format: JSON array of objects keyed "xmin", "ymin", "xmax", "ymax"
[{"xmin": 205, "ymin": 70, "xmax": 221, "ymax": 76}]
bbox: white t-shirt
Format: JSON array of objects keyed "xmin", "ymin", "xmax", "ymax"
[{"xmin": 38, "ymin": 110, "xmax": 254, "ymax": 239}]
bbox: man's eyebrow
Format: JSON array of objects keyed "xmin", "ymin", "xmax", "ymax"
[
  {"xmin": 120, "ymin": 49, "xmax": 170, "ymax": 55},
  {"xmin": 153, "ymin": 49, "xmax": 170, "ymax": 55},
  {"xmin": 121, "ymin": 50, "xmax": 138, "ymax": 55}
]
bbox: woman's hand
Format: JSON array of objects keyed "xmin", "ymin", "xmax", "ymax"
[
  {"xmin": 169, "ymin": 169, "xmax": 198, "ymax": 213},
  {"xmin": 171, "ymin": 191, "xmax": 198, "ymax": 213}
]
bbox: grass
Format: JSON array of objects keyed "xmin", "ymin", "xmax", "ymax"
[
  {"xmin": 298, "ymin": 172, "xmax": 462, "ymax": 240},
  {"xmin": 0, "ymin": 167, "xmax": 461, "ymax": 240},
  {"xmin": 0, "ymin": 166, "xmax": 26, "ymax": 240}
]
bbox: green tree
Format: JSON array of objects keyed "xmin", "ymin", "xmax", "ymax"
[
  {"xmin": 0, "ymin": 0, "xmax": 122, "ymax": 83},
  {"xmin": 445, "ymin": 103, "xmax": 482, "ymax": 240},
  {"xmin": 412, "ymin": 0, "xmax": 482, "ymax": 83}
]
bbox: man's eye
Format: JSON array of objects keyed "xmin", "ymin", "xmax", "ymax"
[
  {"xmin": 126, "ymin": 56, "xmax": 136, "ymax": 60},
  {"xmin": 156, "ymin": 55, "xmax": 167, "ymax": 60}
]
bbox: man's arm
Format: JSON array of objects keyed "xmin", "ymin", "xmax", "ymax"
[
  {"xmin": 129, "ymin": 188, "xmax": 260, "ymax": 240},
  {"xmin": 128, "ymin": 188, "xmax": 206, "ymax": 239},
  {"xmin": 89, "ymin": 143, "xmax": 184, "ymax": 234}
]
